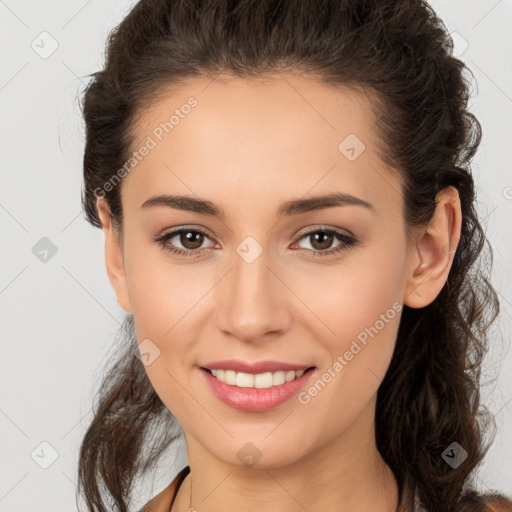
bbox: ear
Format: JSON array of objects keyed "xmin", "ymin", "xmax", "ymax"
[
  {"xmin": 403, "ymin": 186, "xmax": 462, "ymax": 309},
  {"xmin": 96, "ymin": 198, "xmax": 133, "ymax": 314}
]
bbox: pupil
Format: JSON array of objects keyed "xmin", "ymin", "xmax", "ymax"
[
  {"xmin": 182, "ymin": 231, "xmax": 203, "ymax": 249},
  {"xmin": 313, "ymin": 232, "xmax": 333, "ymax": 250}
]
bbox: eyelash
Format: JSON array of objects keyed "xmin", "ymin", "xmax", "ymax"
[{"xmin": 153, "ymin": 226, "xmax": 359, "ymax": 259}]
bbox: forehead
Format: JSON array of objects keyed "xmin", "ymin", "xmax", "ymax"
[
  {"xmin": 132, "ymin": 72, "xmax": 378, "ymax": 153},
  {"xmin": 123, "ymin": 72, "xmax": 402, "ymax": 219}
]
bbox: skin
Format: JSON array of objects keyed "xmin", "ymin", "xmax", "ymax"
[{"xmin": 96, "ymin": 71, "xmax": 462, "ymax": 511}]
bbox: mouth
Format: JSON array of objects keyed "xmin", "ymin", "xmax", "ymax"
[
  {"xmin": 199, "ymin": 365, "xmax": 318, "ymax": 412},
  {"xmin": 200, "ymin": 366, "xmax": 317, "ymax": 388}
]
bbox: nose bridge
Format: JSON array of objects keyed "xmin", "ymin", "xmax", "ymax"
[{"xmin": 216, "ymin": 240, "xmax": 290, "ymax": 341}]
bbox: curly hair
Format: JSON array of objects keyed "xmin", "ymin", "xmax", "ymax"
[{"xmin": 77, "ymin": 1, "xmax": 512, "ymax": 511}]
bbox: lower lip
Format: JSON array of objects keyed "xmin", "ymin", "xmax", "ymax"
[{"xmin": 199, "ymin": 367, "xmax": 317, "ymax": 412}]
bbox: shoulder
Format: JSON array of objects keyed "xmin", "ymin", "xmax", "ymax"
[
  {"xmin": 453, "ymin": 490, "xmax": 512, "ymax": 511},
  {"xmin": 411, "ymin": 487, "xmax": 512, "ymax": 512},
  {"xmin": 139, "ymin": 466, "xmax": 190, "ymax": 512},
  {"xmin": 414, "ymin": 489, "xmax": 512, "ymax": 512}
]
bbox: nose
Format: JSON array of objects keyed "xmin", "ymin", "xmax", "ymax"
[{"xmin": 215, "ymin": 246, "xmax": 292, "ymax": 344}]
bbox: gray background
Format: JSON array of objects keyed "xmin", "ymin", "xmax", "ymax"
[{"xmin": 0, "ymin": 1, "xmax": 511, "ymax": 510}]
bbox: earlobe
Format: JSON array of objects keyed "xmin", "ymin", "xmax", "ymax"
[
  {"xmin": 404, "ymin": 186, "xmax": 462, "ymax": 309},
  {"xmin": 96, "ymin": 198, "xmax": 133, "ymax": 314}
]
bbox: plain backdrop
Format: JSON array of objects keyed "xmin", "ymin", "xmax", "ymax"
[{"xmin": 0, "ymin": 1, "xmax": 511, "ymax": 510}]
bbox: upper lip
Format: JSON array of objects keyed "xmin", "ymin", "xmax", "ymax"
[{"xmin": 200, "ymin": 359, "xmax": 315, "ymax": 374}]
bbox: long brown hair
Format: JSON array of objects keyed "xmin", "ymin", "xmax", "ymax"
[{"xmin": 78, "ymin": 1, "xmax": 512, "ymax": 511}]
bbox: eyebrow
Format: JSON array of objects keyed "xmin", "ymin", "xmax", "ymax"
[{"xmin": 140, "ymin": 192, "xmax": 376, "ymax": 218}]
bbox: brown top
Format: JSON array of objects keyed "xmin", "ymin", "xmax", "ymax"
[
  {"xmin": 140, "ymin": 465, "xmax": 427, "ymax": 512},
  {"xmin": 140, "ymin": 465, "xmax": 190, "ymax": 512}
]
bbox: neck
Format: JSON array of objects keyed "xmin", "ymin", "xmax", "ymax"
[{"xmin": 173, "ymin": 398, "xmax": 399, "ymax": 512}]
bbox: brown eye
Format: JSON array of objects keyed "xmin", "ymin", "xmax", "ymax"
[
  {"xmin": 293, "ymin": 228, "xmax": 358, "ymax": 258},
  {"xmin": 308, "ymin": 231, "xmax": 335, "ymax": 251},
  {"xmin": 178, "ymin": 230, "xmax": 205, "ymax": 250},
  {"xmin": 154, "ymin": 227, "xmax": 215, "ymax": 256}
]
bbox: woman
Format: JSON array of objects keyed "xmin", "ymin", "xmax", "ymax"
[{"xmin": 77, "ymin": 0, "xmax": 512, "ymax": 511}]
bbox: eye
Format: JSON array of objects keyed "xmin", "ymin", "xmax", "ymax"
[
  {"xmin": 153, "ymin": 227, "xmax": 216, "ymax": 257},
  {"xmin": 153, "ymin": 226, "xmax": 359, "ymax": 258},
  {"xmin": 292, "ymin": 227, "xmax": 358, "ymax": 258}
]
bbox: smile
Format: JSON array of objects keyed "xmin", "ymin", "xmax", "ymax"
[
  {"xmin": 199, "ymin": 366, "xmax": 317, "ymax": 412},
  {"xmin": 206, "ymin": 368, "xmax": 310, "ymax": 388}
]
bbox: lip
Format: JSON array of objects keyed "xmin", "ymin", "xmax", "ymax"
[
  {"xmin": 200, "ymin": 359, "xmax": 313, "ymax": 374},
  {"xmin": 199, "ymin": 366, "xmax": 318, "ymax": 412}
]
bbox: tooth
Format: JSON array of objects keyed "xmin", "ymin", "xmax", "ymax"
[
  {"xmin": 210, "ymin": 368, "xmax": 309, "ymax": 387},
  {"xmin": 285, "ymin": 370, "xmax": 296, "ymax": 382},
  {"xmin": 236, "ymin": 372, "xmax": 254, "ymax": 387},
  {"xmin": 254, "ymin": 372, "xmax": 274, "ymax": 388},
  {"xmin": 272, "ymin": 371, "xmax": 286, "ymax": 386},
  {"xmin": 225, "ymin": 370, "xmax": 237, "ymax": 385}
]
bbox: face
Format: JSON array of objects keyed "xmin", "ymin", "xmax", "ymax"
[{"xmin": 97, "ymin": 72, "xmax": 456, "ymax": 470}]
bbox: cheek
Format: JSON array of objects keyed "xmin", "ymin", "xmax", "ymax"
[
  {"xmin": 124, "ymin": 247, "xmax": 205, "ymax": 413},
  {"xmin": 293, "ymin": 247, "xmax": 404, "ymax": 343},
  {"xmin": 123, "ymin": 237, "xmax": 206, "ymax": 336},
  {"xmin": 292, "ymin": 265, "xmax": 402, "ymax": 439},
  {"xmin": 123, "ymin": 243, "xmax": 214, "ymax": 404},
  {"xmin": 292, "ymin": 243, "xmax": 405, "ymax": 395}
]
